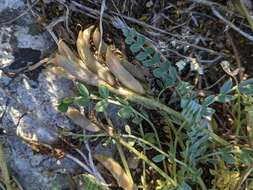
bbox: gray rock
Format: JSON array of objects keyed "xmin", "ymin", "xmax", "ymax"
[{"xmin": 0, "ymin": 0, "xmax": 81, "ymax": 189}]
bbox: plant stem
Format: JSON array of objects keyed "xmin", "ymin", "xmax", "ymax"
[
  {"xmin": 113, "ymin": 134, "xmax": 177, "ymax": 187},
  {"xmin": 234, "ymin": 0, "xmax": 253, "ymax": 32},
  {"xmin": 104, "ymin": 84, "xmax": 230, "ymax": 146},
  {"xmin": 115, "ymin": 142, "xmax": 134, "ymax": 185},
  {"xmin": 235, "ymin": 165, "xmax": 253, "ymax": 190},
  {"xmin": 104, "ymin": 84, "xmax": 184, "ymax": 124},
  {"xmin": 235, "ymin": 90, "xmax": 242, "ymax": 137},
  {"xmin": 0, "ymin": 144, "xmax": 12, "ymax": 190},
  {"xmin": 122, "ymin": 134, "xmax": 195, "ymax": 172},
  {"xmin": 131, "ymin": 109, "xmax": 168, "ymax": 173},
  {"xmin": 139, "ymin": 124, "xmax": 148, "ymax": 190}
]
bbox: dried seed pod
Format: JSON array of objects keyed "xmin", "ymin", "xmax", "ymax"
[
  {"xmin": 120, "ymin": 59, "xmax": 146, "ymax": 82},
  {"xmin": 106, "ymin": 48, "xmax": 145, "ymax": 94},
  {"xmin": 65, "ymin": 107, "xmax": 101, "ymax": 132},
  {"xmin": 93, "ymin": 27, "xmax": 146, "ymax": 82},
  {"xmin": 92, "ymin": 27, "xmax": 108, "ymax": 55},
  {"xmin": 52, "ymin": 54, "xmax": 102, "ymax": 87},
  {"xmin": 58, "ymin": 39, "xmax": 79, "ymax": 62},
  {"xmin": 77, "ymin": 27, "xmax": 115, "ymax": 86},
  {"xmin": 45, "ymin": 65, "xmax": 76, "ymax": 81},
  {"xmin": 58, "ymin": 40, "xmax": 95, "ymax": 74},
  {"xmin": 94, "ymin": 154, "xmax": 136, "ymax": 190}
]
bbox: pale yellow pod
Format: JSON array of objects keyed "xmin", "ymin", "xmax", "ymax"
[
  {"xmin": 93, "ymin": 27, "xmax": 146, "ymax": 82},
  {"xmin": 58, "ymin": 39, "xmax": 95, "ymax": 76},
  {"xmin": 94, "ymin": 154, "xmax": 136, "ymax": 190},
  {"xmin": 52, "ymin": 54, "xmax": 100, "ymax": 86},
  {"xmin": 120, "ymin": 59, "xmax": 146, "ymax": 82},
  {"xmin": 76, "ymin": 26, "xmax": 115, "ymax": 86},
  {"xmin": 65, "ymin": 107, "xmax": 101, "ymax": 132},
  {"xmin": 106, "ymin": 48, "xmax": 145, "ymax": 94},
  {"xmin": 92, "ymin": 27, "xmax": 108, "ymax": 55},
  {"xmin": 58, "ymin": 40, "xmax": 79, "ymax": 62}
]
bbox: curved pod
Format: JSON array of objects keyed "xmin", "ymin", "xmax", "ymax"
[
  {"xmin": 76, "ymin": 26, "xmax": 115, "ymax": 86},
  {"xmin": 65, "ymin": 107, "xmax": 101, "ymax": 132},
  {"xmin": 106, "ymin": 48, "xmax": 145, "ymax": 94},
  {"xmin": 52, "ymin": 54, "xmax": 102, "ymax": 87},
  {"xmin": 93, "ymin": 27, "xmax": 146, "ymax": 82}
]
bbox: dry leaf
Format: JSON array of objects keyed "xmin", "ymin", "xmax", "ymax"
[
  {"xmin": 65, "ymin": 107, "xmax": 101, "ymax": 132},
  {"xmin": 94, "ymin": 154, "xmax": 136, "ymax": 190},
  {"xmin": 220, "ymin": 60, "xmax": 239, "ymax": 77}
]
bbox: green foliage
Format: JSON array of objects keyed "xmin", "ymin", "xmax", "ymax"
[
  {"xmin": 95, "ymin": 99, "xmax": 108, "ymax": 112},
  {"xmin": 79, "ymin": 174, "xmax": 107, "ymax": 190},
  {"xmin": 58, "ymin": 97, "xmax": 74, "ymax": 112},
  {"xmin": 120, "ymin": 26, "xmax": 178, "ymax": 89},
  {"xmin": 58, "ymin": 20, "xmax": 253, "ymax": 190},
  {"xmin": 152, "ymin": 154, "xmax": 166, "ymax": 163},
  {"xmin": 117, "ymin": 106, "xmax": 133, "ymax": 118},
  {"xmin": 99, "ymin": 85, "xmax": 109, "ymax": 98},
  {"xmin": 58, "ymin": 82, "xmax": 91, "ymax": 112},
  {"xmin": 77, "ymin": 83, "xmax": 89, "ymax": 97},
  {"xmin": 186, "ymin": 127, "xmax": 209, "ymax": 168},
  {"xmin": 220, "ymin": 79, "xmax": 233, "ymax": 94}
]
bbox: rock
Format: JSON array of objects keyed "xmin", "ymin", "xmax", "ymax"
[{"xmin": 0, "ymin": 0, "xmax": 81, "ymax": 189}]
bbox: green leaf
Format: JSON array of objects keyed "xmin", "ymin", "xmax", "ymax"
[
  {"xmin": 215, "ymin": 94, "xmax": 234, "ymax": 103},
  {"xmin": 125, "ymin": 29, "xmax": 137, "ymax": 45},
  {"xmin": 143, "ymin": 133, "xmax": 156, "ymax": 144},
  {"xmin": 143, "ymin": 59, "xmax": 155, "ymax": 67},
  {"xmin": 58, "ymin": 101, "xmax": 69, "ymax": 112},
  {"xmin": 77, "ymin": 83, "xmax": 89, "ymax": 97},
  {"xmin": 74, "ymin": 96, "xmax": 89, "ymax": 106},
  {"xmin": 136, "ymin": 35, "xmax": 145, "ymax": 47},
  {"xmin": 239, "ymin": 78, "xmax": 253, "ymax": 86},
  {"xmin": 153, "ymin": 67, "xmax": 166, "ymax": 78},
  {"xmin": 152, "ymin": 154, "xmax": 165, "ymax": 163},
  {"xmin": 203, "ymin": 95, "xmax": 216, "ymax": 106},
  {"xmin": 132, "ymin": 116, "xmax": 143, "ymax": 124},
  {"xmin": 220, "ymin": 149, "xmax": 235, "ymax": 164},
  {"xmin": 152, "ymin": 52, "xmax": 161, "ymax": 63},
  {"xmin": 62, "ymin": 97, "xmax": 75, "ymax": 104},
  {"xmin": 238, "ymin": 85, "xmax": 253, "ymax": 95},
  {"xmin": 143, "ymin": 52, "xmax": 160, "ymax": 67},
  {"xmin": 160, "ymin": 61, "xmax": 171, "ymax": 71},
  {"xmin": 95, "ymin": 99, "xmax": 108, "ymax": 112},
  {"xmin": 141, "ymin": 110, "xmax": 149, "ymax": 119},
  {"xmin": 122, "ymin": 28, "xmax": 129, "ymax": 37},
  {"xmin": 239, "ymin": 149, "xmax": 253, "ymax": 165},
  {"xmin": 163, "ymin": 74, "xmax": 176, "ymax": 87},
  {"xmin": 99, "ymin": 85, "xmax": 109, "ymax": 98},
  {"xmin": 144, "ymin": 47, "xmax": 155, "ymax": 54},
  {"xmin": 220, "ymin": 79, "xmax": 233, "ymax": 94},
  {"xmin": 118, "ymin": 106, "xmax": 133, "ymax": 118},
  {"xmin": 130, "ymin": 43, "xmax": 142, "ymax": 53},
  {"xmin": 169, "ymin": 66, "xmax": 178, "ymax": 81},
  {"xmin": 80, "ymin": 174, "xmax": 107, "ymax": 190},
  {"xmin": 136, "ymin": 51, "xmax": 148, "ymax": 61},
  {"xmin": 179, "ymin": 182, "xmax": 192, "ymax": 190}
]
